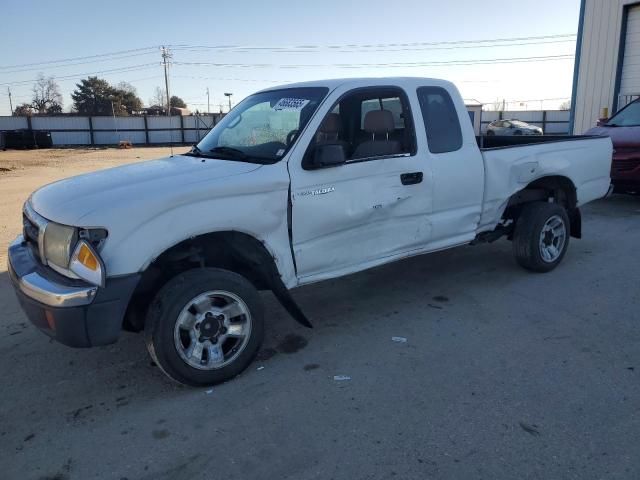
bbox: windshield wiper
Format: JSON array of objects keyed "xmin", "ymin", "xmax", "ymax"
[
  {"xmin": 183, "ymin": 144, "xmax": 209, "ymax": 157},
  {"xmin": 604, "ymin": 123, "xmax": 620, "ymax": 127},
  {"xmin": 209, "ymin": 146, "xmax": 249, "ymax": 160}
]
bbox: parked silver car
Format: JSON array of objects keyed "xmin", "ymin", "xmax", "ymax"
[{"xmin": 486, "ymin": 119, "xmax": 543, "ymax": 136}]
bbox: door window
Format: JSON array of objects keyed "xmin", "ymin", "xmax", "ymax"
[{"xmin": 305, "ymin": 87, "xmax": 416, "ymax": 168}]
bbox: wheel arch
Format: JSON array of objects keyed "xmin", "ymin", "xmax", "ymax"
[
  {"xmin": 123, "ymin": 230, "xmax": 312, "ymax": 331},
  {"xmin": 504, "ymin": 175, "xmax": 581, "ymax": 239},
  {"xmin": 123, "ymin": 231, "xmax": 287, "ymax": 332}
]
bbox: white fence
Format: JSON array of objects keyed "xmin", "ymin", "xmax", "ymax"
[
  {"xmin": 0, "ymin": 110, "xmax": 571, "ymax": 147},
  {"xmin": 0, "ymin": 114, "xmax": 223, "ymax": 146},
  {"xmin": 480, "ymin": 110, "xmax": 570, "ymax": 135}
]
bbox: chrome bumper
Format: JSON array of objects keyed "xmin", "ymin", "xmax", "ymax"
[{"xmin": 8, "ymin": 235, "xmax": 97, "ymax": 308}]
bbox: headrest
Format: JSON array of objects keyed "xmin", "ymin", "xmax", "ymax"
[
  {"xmin": 319, "ymin": 113, "xmax": 341, "ymax": 134},
  {"xmin": 363, "ymin": 110, "xmax": 395, "ymax": 135}
]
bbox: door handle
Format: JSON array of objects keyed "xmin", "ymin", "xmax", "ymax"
[{"xmin": 400, "ymin": 172, "xmax": 423, "ymax": 185}]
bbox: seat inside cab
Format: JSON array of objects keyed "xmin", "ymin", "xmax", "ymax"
[{"xmin": 308, "ymin": 87, "xmax": 415, "ymax": 162}]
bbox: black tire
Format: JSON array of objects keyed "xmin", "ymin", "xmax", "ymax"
[
  {"xmin": 513, "ymin": 202, "xmax": 570, "ymax": 273},
  {"xmin": 486, "ymin": 130, "xmax": 495, "ymax": 136},
  {"xmin": 144, "ymin": 268, "xmax": 264, "ymax": 387}
]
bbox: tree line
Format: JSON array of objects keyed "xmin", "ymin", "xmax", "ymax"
[{"xmin": 13, "ymin": 74, "xmax": 187, "ymax": 116}]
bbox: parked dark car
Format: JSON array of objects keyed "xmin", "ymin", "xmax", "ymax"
[
  {"xmin": 586, "ymin": 99, "xmax": 640, "ymax": 194},
  {"xmin": 486, "ymin": 119, "xmax": 543, "ymax": 136}
]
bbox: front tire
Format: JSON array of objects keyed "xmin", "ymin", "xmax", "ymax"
[
  {"xmin": 513, "ymin": 203, "xmax": 570, "ymax": 272},
  {"xmin": 144, "ymin": 268, "xmax": 264, "ymax": 386}
]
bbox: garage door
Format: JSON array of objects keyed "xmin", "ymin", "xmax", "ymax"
[{"xmin": 619, "ymin": 5, "xmax": 640, "ymax": 108}]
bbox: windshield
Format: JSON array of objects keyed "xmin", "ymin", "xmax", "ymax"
[
  {"xmin": 511, "ymin": 120, "xmax": 530, "ymax": 127},
  {"xmin": 191, "ymin": 87, "xmax": 329, "ymax": 163},
  {"xmin": 606, "ymin": 100, "xmax": 640, "ymax": 126}
]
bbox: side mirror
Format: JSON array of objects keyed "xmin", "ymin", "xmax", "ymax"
[
  {"xmin": 312, "ymin": 144, "xmax": 347, "ymax": 168},
  {"xmin": 596, "ymin": 117, "xmax": 608, "ymax": 127}
]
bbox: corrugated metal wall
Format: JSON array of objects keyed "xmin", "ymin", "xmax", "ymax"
[
  {"xmin": 0, "ymin": 115, "xmax": 218, "ymax": 146},
  {"xmin": 572, "ymin": 0, "xmax": 639, "ymax": 134},
  {"xmin": 619, "ymin": 5, "xmax": 640, "ymax": 104}
]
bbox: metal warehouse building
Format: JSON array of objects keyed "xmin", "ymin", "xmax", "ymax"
[{"xmin": 572, "ymin": 0, "xmax": 640, "ymax": 133}]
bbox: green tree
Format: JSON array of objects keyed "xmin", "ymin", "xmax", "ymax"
[
  {"xmin": 71, "ymin": 76, "xmax": 114, "ymax": 115},
  {"xmin": 71, "ymin": 76, "xmax": 143, "ymax": 115},
  {"xmin": 112, "ymin": 88, "xmax": 143, "ymax": 115},
  {"xmin": 170, "ymin": 95, "xmax": 187, "ymax": 108}
]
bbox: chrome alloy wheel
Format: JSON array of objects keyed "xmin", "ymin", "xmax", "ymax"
[
  {"xmin": 173, "ymin": 290, "xmax": 252, "ymax": 370},
  {"xmin": 539, "ymin": 214, "xmax": 567, "ymax": 263}
]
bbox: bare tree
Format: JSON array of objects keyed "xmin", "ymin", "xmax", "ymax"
[
  {"xmin": 491, "ymin": 98, "xmax": 506, "ymax": 112},
  {"xmin": 32, "ymin": 73, "xmax": 63, "ymax": 114},
  {"xmin": 149, "ymin": 86, "xmax": 166, "ymax": 107},
  {"xmin": 117, "ymin": 81, "xmax": 138, "ymax": 96},
  {"xmin": 559, "ymin": 100, "xmax": 571, "ymax": 110}
]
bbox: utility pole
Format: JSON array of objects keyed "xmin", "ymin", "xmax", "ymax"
[
  {"xmin": 161, "ymin": 46, "xmax": 172, "ymax": 116},
  {"xmin": 206, "ymin": 87, "xmax": 210, "ymax": 114},
  {"xmin": 7, "ymin": 87, "xmax": 13, "ymax": 115},
  {"xmin": 224, "ymin": 92, "xmax": 233, "ymax": 112}
]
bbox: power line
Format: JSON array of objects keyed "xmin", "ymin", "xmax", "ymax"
[
  {"xmin": 172, "ymin": 38, "xmax": 576, "ymax": 55},
  {"xmin": 173, "ymin": 54, "xmax": 574, "ymax": 70},
  {"xmin": 0, "ymin": 64, "xmax": 158, "ymax": 87},
  {"xmin": 0, "ymin": 51, "xmax": 158, "ymax": 75},
  {"xmin": 168, "ymin": 33, "xmax": 576, "ymax": 53},
  {"xmin": 0, "ymin": 33, "xmax": 575, "ymax": 72},
  {"xmin": 0, "ymin": 47, "xmax": 158, "ymax": 70}
]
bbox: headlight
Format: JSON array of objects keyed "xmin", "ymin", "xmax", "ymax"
[
  {"xmin": 69, "ymin": 240, "xmax": 105, "ymax": 287},
  {"xmin": 43, "ymin": 222, "xmax": 76, "ymax": 269}
]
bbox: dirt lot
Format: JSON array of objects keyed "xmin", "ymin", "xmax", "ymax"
[
  {"xmin": 0, "ymin": 146, "xmax": 188, "ymax": 268},
  {"xmin": 1, "ymin": 148, "xmax": 639, "ymax": 480}
]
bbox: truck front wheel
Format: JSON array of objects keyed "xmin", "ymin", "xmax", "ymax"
[
  {"xmin": 144, "ymin": 268, "xmax": 264, "ymax": 386},
  {"xmin": 513, "ymin": 202, "xmax": 570, "ymax": 272}
]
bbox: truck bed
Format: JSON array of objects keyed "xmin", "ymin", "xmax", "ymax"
[
  {"xmin": 476, "ymin": 134, "xmax": 612, "ymax": 233},
  {"xmin": 476, "ymin": 134, "xmax": 604, "ymax": 150}
]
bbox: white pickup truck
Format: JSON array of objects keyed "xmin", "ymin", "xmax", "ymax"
[{"xmin": 8, "ymin": 77, "xmax": 612, "ymax": 386}]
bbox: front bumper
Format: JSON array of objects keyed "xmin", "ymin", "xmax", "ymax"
[{"xmin": 8, "ymin": 235, "xmax": 140, "ymax": 348}]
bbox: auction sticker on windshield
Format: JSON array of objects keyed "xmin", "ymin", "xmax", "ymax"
[{"xmin": 273, "ymin": 98, "xmax": 310, "ymax": 111}]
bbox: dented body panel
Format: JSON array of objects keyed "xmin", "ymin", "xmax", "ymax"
[
  {"xmin": 30, "ymin": 157, "xmax": 297, "ymax": 286},
  {"xmin": 478, "ymin": 137, "xmax": 612, "ymax": 233}
]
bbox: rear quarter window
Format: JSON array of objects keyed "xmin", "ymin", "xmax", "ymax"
[{"xmin": 417, "ymin": 87, "xmax": 463, "ymax": 154}]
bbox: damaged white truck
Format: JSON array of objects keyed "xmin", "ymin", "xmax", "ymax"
[{"xmin": 8, "ymin": 77, "xmax": 612, "ymax": 386}]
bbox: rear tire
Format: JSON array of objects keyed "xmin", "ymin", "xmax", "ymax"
[
  {"xmin": 513, "ymin": 202, "xmax": 570, "ymax": 272},
  {"xmin": 144, "ymin": 268, "xmax": 264, "ymax": 387}
]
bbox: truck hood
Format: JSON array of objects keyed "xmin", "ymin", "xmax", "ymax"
[
  {"xmin": 30, "ymin": 155, "xmax": 262, "ymax": 226},
  {"xmin": 585, "ymin": 125, "xmax": 640, "ymax": 148}
]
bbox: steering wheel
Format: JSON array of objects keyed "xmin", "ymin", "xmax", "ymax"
[{"xmin": 286, "ymin": 129, "xmax": 299, "ymax": 146}]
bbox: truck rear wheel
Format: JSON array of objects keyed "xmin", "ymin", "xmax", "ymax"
[
  {"xmin": 513, "ymin": 202, "xmax": 570, "ymax": 272},
  {"xmin": 144, "ymin": 268, "xmax": 264, "ymax": 386}
]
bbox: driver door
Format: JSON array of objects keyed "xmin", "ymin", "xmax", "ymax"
[{"xmin": 288, "ymin": 86, "xmax": 433, "ymax": 283}]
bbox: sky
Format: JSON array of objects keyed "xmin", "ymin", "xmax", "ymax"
[{"xmin": 0, "ymin": 0, "xmax": 582, "ymax": 116}]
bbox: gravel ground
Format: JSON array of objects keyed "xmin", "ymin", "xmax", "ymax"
[{"xmin": 0, "ymin": 148, "xmax": 639, "ymax": 480}]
